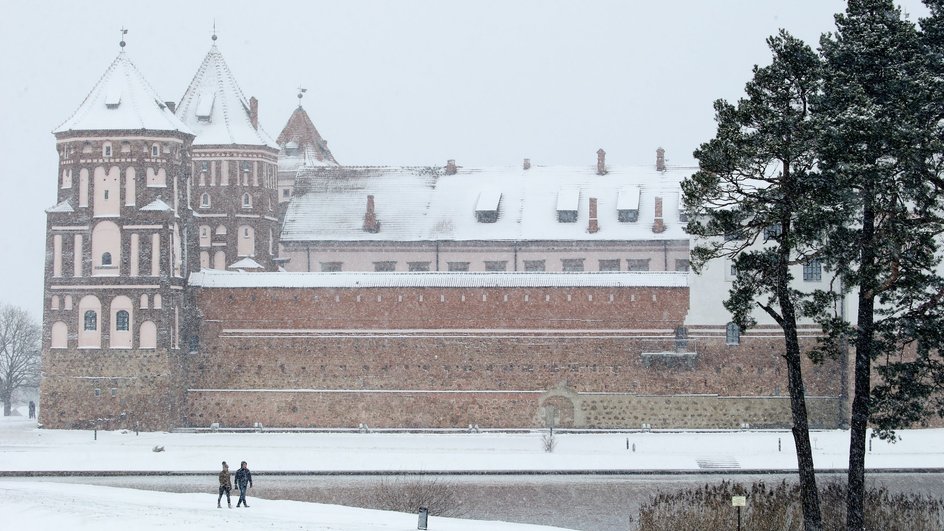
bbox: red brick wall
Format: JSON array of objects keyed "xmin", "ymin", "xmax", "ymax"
[{"xmin": 186, "ymin": 285, "xmax": 843, "ymax": 429}]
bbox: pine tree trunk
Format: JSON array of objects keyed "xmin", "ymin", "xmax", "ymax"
[
  {"xmin": 847, "ymin": 196, "xmax": 876, "ymax": 531},
  {"xmin": 776, "ymin": 221, "xmax": 823, "ymax": 531}
]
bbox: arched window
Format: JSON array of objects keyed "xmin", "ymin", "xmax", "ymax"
[
  {"xmin": 242, "ymin": 193, "xmax": 251, "ymax": 209},
  {"xmin": 51, "ymin": 321, "xmax": 68, "ymax": 349},
  {"xmin": 139, "ymin": 320, "xmax": 157, "ymax": 349},
  {"xmin": 116, "ymin": 310, "xmax": 130, "ymax": 331},
  {"xmin": 151, "ymin": 144, "xmax": 160, "ymax": 157},
  {"xmin": 84, "ymin": 310, "xmax": 97, "ymax": 331},
  {"xmin": 726, "ymin": 322, "xmax": 741, "ymax": 346},
  {"xmin": 101, "ymin": 252, "xmax": 112, "ymax": 266},
  {"xmin": 200, "ymin": 193, "xmax": 210, "ymax": 208},
  {"xmin": 215, "ymin": 225, "xmax": 227, "ymax": 236},
  {"xmin": 51, "ymin": 295, "xmax": 60, "ymax": 310}
]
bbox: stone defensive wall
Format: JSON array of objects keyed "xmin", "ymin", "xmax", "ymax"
[{"xmin": 185, "ymin": 271, "xmax": 842, "ymax": 429}]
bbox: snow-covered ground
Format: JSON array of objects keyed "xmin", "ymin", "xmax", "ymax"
[{"xmin": 2, "ymin": 407, "xmax": 944, "ymax": 530}]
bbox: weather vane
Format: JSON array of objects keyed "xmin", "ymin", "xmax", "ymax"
[
  {"xmin": 212, "ymin": 20, "xmax": 218, "ymax": 42},
  {"xmin": 120, "ymin": 27, "xmax": 128, "ymax": 48},
  {"xmin": 297, "ymin": 87, "xmax": 307, "ymax": 107}
]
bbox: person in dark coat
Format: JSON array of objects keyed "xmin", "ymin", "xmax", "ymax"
[
  {"xmin": 28, "ymin": 401, "xmax": 35, "ymax": 419},
  {"xmin": 217, "ymin": 461, "xmax": 232, "ymax": 508},
  {"xmin": 234, "ymin": 461, "xmax": 253, "ymax": 507}
]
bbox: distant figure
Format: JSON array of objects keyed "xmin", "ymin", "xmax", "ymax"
[
  {"xmin": 235, "ymin": 461, "xmax": 253, "ymax": 507},
  {"xmin": 28, "ymin": 401, "xmax": 35, "ymax": 419},
  {"xmin": 217, "ymin": 461, "xmax": 232, "ymax": 508}
]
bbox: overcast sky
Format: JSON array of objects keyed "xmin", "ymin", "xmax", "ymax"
[{"xmin": 0, "ymin": 0, "xmax": 930, "ymax": 318}]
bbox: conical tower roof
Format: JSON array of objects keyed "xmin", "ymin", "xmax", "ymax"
[
  {"xmin": 277, "ymin": 105, "xmax": 338, "ymax": 166},
  {"xmin": 176, "ymin": 39, "xmax": 278, "ymax": 148},
  {"xmin": 55, "ymin": 48, "xmax": 192, "ymax": 134}
]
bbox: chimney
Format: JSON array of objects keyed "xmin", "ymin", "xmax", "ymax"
[
  {"xmin": 588, "ymin": 197, "xmax": 600, "ymax": 234},
  {"xmin": 363, "ymin": 195, "xmax": 380, "ymax": 233},
  {"xmin": 596, "ymin": 148, "xmax": 606, "ymax": 175},
  {"xmin": 523, "ymin": 158, "xmax": 531, "ymax": 170},
  {"xmin": 249, "ymin": 96, "xmax": 259, "ymax": 130},
  {"xmin": 652, "ymin": 196, "xmax": 666, "ymax": 233},
  {"xmin": 445, "ymin": 159, "xmax": 457, "ymax": 175},
  {"xmin": 165, "ymin": 101, "xmax": 177, "ymax": 113},
  {"xmin": 656, "ymin": 147, "xmax": 666, "ymax": 172}
]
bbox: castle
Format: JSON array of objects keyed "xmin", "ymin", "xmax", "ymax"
[{"xmin": 39, "ymin": 36, "xmax": 843, "ymax": 431}]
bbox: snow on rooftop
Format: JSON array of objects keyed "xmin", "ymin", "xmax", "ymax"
[
  {"xmin": 176, "ymin": 43, "xmax": 278, "ymax": 149},
  {"xmin": 228, "ymin": 257, "xmax": 263, "ymax": 269},
  {"xmin": 188, "ymin": 269, "xmax": 689, "ymax": 289},
  {"xmin": 45, "ymin": 199, "xmax": 74, "ymax": 213},
  {"xmin": 140, "ymin": 198, "xmax": 172, "ymax": 211},
  {"xmin": 55, "ymin": 50, "xmax": 193, "ymax": 135},
  {"xmin": 281, "ymin": 164, "xmax": 694, "ymax": 243}
]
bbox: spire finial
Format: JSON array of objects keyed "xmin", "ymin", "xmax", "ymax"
[
  {"xmin": 119, "ymin": 27, "xmax": 128, "ymax": 49},
  {"xmin": 297, "ymin": 87, "xmax": 307, "ymax": 107},
  {"xmin": 212, "ymin": 20, "xmax": 218, "ymax": 42}
]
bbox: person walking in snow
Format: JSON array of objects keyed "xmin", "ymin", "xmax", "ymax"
[
  {"xmin": 234, "ymin": 461, "xmax": 253, "ymax": 507},
  {"xmin": 217, "ymin": 461, "xmax": 232, "ymax": 508},
  {"xmin": 28, "ymin": 401, "xmax": 35, "ymax": 419}
]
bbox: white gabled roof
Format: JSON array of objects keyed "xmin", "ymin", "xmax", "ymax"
[
  {"xmin": 176, "ymin": 42, "xmax": 278, "ymax": 149},
  {"xmin": 55, "ymin": 50, "xmax": 193, "ymax": 135},
  {"xmin": 46, "ymin": 199, "xmax": 74, "ymax": 213},
  {"xmin": 189, "ymin": 269, "xmax": 689, "ymax": 289},
  {"xmin": 140, "ymin": 198, "xmax": 172, "ymax": 211},
  {"xmin": 228, "ymin": 257, "xmax": 264, "ymax": 270},
  {"xmin": 281, "ymin": 164, "xmax": 694, "ymax": 243}
]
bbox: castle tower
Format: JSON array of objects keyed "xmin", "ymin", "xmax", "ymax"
[
  {"xmin": 40, "ymin": 40, "xmax": 196, "ymax": 430},
  {"xmin": 276, "ymin": 95, "xmax": 338, "ymax": 203},
  {"xmin": 175, "ymin": 34, "xmax": 281, "ymax": 272}
]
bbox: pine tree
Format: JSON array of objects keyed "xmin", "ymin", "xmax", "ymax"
[
  {"xmin": 682, "ymin": 30, "xmax": 829, "ymax": 531},
  {"xmin": 814, "ymin": 1, "xmax": 944, "ymax": 528}
]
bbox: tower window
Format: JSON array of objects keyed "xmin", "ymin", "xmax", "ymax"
[
  {"xmin": 151, "ymin": 144, "xmax": 160, "ymax": 157},
  {"xmin": 242, "ymin": 193, "xmax": 251, "ymax": 208},
  {"xmin": 101, "ymin": 252, "xmax": 112, "ymax": 266},
  {"xmin": 116, "ymin": 310, "xmax": 130, "ymax": 331},
  {"xmin": 84, "ymin": 310, "xmax": 98, "ymax": 331},
  {"xmin": 200, "ymin": 193, "xmax": 210, "ymax": 208},
  {"xmin": 103, "ymin": 143, "xmax": 113, "ymax": 157},
  {"xmin": 200, "ymin": 161, "xmax": 209, "ymax": 173},
  {"xmin": 242, "ymin": 161, "xmax": 251, "ymax": 173}
]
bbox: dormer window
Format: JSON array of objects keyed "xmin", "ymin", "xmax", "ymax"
[
  {"xmin": 200, "ymin": 193, "xmax": 210, "ymax": 208},
  {"xmin": 195, "ymin": 89, "xmax": 215, "ymax": 122},
  {"xmin": 102, "ymin": 142, "xmax": 113, "ymax": 158},
  {"xmin": 242, "ymin": 193, "xmax": 251, "ymax": 209},
  {"xmin": 151, "ymin": 144, "xmax": 160, "ymax": 158},
  {"xmin": 474, "ymin": 191, "xmax": 502, "ymax": 223},
  {"xmin": 284, "ymin": 141, "xmax": 299, "ymax": 155},
  {"xmin": 617, "ymin": 186, "xmax": 641, "ymax": 222},
  {"xmin": 556, "ymin": 189, "xmax": 579, "ymax": 223}
]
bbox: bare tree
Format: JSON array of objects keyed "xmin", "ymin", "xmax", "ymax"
[{"xmin": 0, "ymin": 304, "xmax": 41, "ymax": 416}]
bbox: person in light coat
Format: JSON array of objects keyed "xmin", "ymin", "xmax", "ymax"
[{"xmin": 217, "ymin": 461, "xmax": 232, "ymax": 508}]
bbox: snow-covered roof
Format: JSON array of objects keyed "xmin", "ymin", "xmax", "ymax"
[
  {"xmin": 176, "ymin": 42, "xmax": 278, "ymax": 149},
  {"xmin": 46, "ymin": 199, "xmax": 74, "ymax": 213},
  {"xmin": 277, "ymin": 106, "xmax": 339, "ymax": 176},
  {"xmin": 228, "ymin": 257, "xmax": 263, "ymax": 270},
  {"xmin": 54, "ymin": 50, "xmax": 193, "ymax": 135},
  {"xmin": 140, "ymin": 198, "xmax": 172, "ymax": 211},
  {"xmin": 281, "ymin": 164, "xmax": 694, "ymax": 243},
  {"xmin": 189, "ymin": 269, "xmax": 689, "ymax": 289}
]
